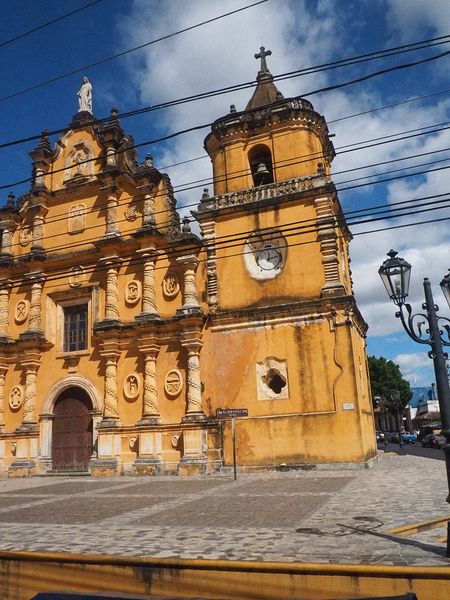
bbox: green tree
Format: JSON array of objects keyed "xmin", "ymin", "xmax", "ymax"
[{"xmin": 368, "ymin": 355, "xmax": 413, "ymax": 417}]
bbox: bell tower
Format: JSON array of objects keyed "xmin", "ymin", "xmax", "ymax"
[
  {"xmin": 197, "ymin": 47, "xmax": 349, "ymax": 310},
  {"xmin": 195, "ymin": 49, "xmax": 376, "ymax": 467}
]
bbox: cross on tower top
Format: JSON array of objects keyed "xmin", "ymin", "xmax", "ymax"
[{"xmin": 254, "ymin": 46, "xmax": 272, "ymax": 73}]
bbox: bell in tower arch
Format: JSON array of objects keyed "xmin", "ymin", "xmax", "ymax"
[{"xmin": 249, "ymin": 144, "xmax": 274, "ymax": 187}]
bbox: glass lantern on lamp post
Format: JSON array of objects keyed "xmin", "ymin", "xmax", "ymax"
[{"xmin": 379, "ymin": 250, "xmax": 450, "ymax": 555}]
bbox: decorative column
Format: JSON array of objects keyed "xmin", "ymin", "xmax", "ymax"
[
  {"xmin": 315, "ymin": 196, "xmax": 346, "ymax": 297},
  {"xmin": 25, "ymin": 272, "xmax": 45, "ymax": 334},
  {"xmin": 100, "ymin": 258, "xmax": 121, "ymax": 321},
  {"xmin": 0, "ymin": 280, "xmax": 11, "ymax": 339},
  {"xmin": 137, "ymin": 250, "xmax": 159, "ymax": 319},
  {"xmin": 176, "ymin": 255, "xmax": 202, "ymax": 314},
  {"xmin": 181, "ymin": 340, "xmax": 205, "ymax": 421},
  {"xmin": 0, "ymin": 365, "xmax": 7, "ymax": 431},
  {"xmin": 105, "ymin": 187, "xmax": 120, "ymax": 237},
  {"xmin": 138, "ymin": 345, "xmax": 160, "ymax": 425},
  {"xmin": 104, "ymin": 357, "xmax": 119, "ymax": 420},
  {"xmin": 19, "ymin": 354, "xmax": 41, "ymax": 430},
  {"xmin": 99, "ymin": 343, "xmax": 121, "ymax": 424}
]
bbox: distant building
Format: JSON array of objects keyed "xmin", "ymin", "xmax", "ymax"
[{"xmin": 412, "ymin": 399, "xmax": 441, "ymax": 433}]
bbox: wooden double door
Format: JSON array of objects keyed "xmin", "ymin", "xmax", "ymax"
[{"xmin": 52, "ymin": 389, "xmax": 93, "ymax": 471}]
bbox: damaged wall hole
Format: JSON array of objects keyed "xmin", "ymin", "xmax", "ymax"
[{"xmin": 263, "ymin": 369, "xmax": 287, "ymax": 395}]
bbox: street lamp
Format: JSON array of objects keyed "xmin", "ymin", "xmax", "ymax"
[{"xmin": 379, "ymin": 251, "xmax": 450, "ymax": 509}]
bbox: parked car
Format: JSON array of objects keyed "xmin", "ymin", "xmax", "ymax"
[
  {"xmin": 402, "ymin": 433, "xmax": 417, "ymax": 444},
  {"xmin": 421, "ymin": 434, "xmax": 446, "ymax": 448}
]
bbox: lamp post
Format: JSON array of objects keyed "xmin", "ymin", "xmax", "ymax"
[
  {"xmin": 379, "ymin": 251, "xmax": 450, "ymax": 555},
  {"xmin": 379, "ymin": 256, "xmax": 450, "ymax": 511}
]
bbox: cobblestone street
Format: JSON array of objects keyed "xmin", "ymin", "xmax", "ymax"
[{"xmin": 0, "ymin": 452, "xmax": 449, "ymax": 566}]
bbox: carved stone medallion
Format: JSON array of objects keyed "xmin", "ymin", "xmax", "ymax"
[
  {"xmin": 9, "ymin": 385, "xmax": 24, "ymax": 410},
  {"xmin": 162, "ymin": 272, "xmax": 180, "ymax": 299},
  {"xmin": 164, "ymin": 369, "xmax": 183, "ymax": 398},
  {"xmin": 14, "ymin": 300, "xmax": 29, "ymax": 324},
  {"xmin": 124, "ymin": 373, "xmax": 140, "ymax": 400},
  {"xmin": 19, "ymin": 226, "xmax": 32, "ymax": 247},
  {"xmin": 125, "ymin": 280, "xmax": 141, "ymax": 305},
  {"xmin": 69, "ymin": 266, "xmax": 84, "ymax": 287},
  {"xmin": 171, "ymin": 433, "xmax": 181, "ymax": 448}
]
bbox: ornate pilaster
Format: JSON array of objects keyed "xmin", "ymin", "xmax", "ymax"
[
  {"xmin": 0, "ymin": 365, "xmax": 7, "ymax": 431},
  {"xmin": 100, "ymin": 258, "xmax": 122, "ymax": 321},
  {"xmin": 0, "ymin": 280, "xmax": 12, "ymax": 340},
  {"xmin": 137, "ymin": 344, "xmax": 160, "ymax": 425},
  {"xmin": 24, "ymin": 272, "xmax": 46, "ymax": 334},
  {"xmin": 200, "ymin": 219, "xmax": 218, "ymax": 311},
  {"xmin": 105, "ymin": 187, "xmax": 120, "ymax": 237},
  {"xmin": 99, "ymin": 342, "xmax": 121, "ymax": 425},
  {"xmin": 136, "ymin": 250, "xmax": 159, "ymax": 320},
  {"xmin": 18, "ymin": 353, "xmax": 41, "ymax": 431},
  {"xmin": 23, "ymin": 368, "xmax": 38, "ymax": 425},
  {"xmin": 176, "ymin": 255, "xmax": 202, "ymax": 315},
  {"xmin": 181, "ymin": 339, "xmax": 205, "ymax": 421},
  {"xmin": 315, "ymin": 196, "xmax": 346, "ymax": 297}
]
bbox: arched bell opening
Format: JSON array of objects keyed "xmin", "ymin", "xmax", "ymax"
[
  {"xmin": 248, "ymin": 144, "xmax": 274, "ymax": 186},
  {"xmin": 51, "ymin": 387, "xmax": 93, "ymax": 472}
]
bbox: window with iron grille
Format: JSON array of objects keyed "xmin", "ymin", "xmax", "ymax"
[{"xmin": 63, "ymin": 304, "xmax": 88, "ymax": 352}]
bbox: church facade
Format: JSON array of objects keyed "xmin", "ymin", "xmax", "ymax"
[{"xmin": 0, "ymin": 51, "xmax": 376, "ymax": 477}]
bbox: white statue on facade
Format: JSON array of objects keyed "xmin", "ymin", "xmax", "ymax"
[{"xmin": 77, "ymin": 77, "xmax": 92, "ymax": 113}]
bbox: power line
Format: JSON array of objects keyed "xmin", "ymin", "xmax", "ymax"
[
  {"xmin": 0, "ymin": 0, "xmax": 269, "ymax": 104},
  {"xmin": 4, "ymin": 122, "xmax": 450, "ymax": 250},
  {"xmin": 4, "ymin": 129, "xmax": 450, "ymax": 248},
  {"xmin": 0, "ymin": 1, "xmax": 104, "ymax": 49},
  {"xmin": 328, "ymin": 87, "xmax": 450, "ymax": 124},
  {"xmin": 3, "ymin": 98, "xmax": 450, "ymax": 194},
  {"xmin": 6, "ymin": 199, "xmax": 450, "ymax": 293},
  {"xmin": 301, "ymin": 46, "xmax": 450, "ymax": 99},
  {"xmin": 4, "ymin": 175, "xmax": 450, "ymax": 278},
  {"xmin": 2, "ymin": 33, "xmax": 450, "ymax": 153}
]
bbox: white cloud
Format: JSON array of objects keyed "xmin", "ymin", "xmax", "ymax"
[
  {"xmin": 386, "ymin": 0, "xmax": 450, "ymax": 40},
  {"xmin": 116, "ymin": 0, "xmax": 450, "ymax": 345},
  {"xmin": 394, "ymin": 352, "xmax": 430, "ymax": 372}
]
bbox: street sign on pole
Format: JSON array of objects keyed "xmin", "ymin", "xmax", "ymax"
[
  {"xmin": 216, "ymin": 408, "xmax": 248, "ymax": 480},
  {"xmin": 216, "ymin": 408, "xmax": 248, "ymax": 419}
]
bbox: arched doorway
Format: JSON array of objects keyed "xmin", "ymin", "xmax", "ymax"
[{"xmin": 52, "ymin": 387, "xmax": 93, "ymax": 471}]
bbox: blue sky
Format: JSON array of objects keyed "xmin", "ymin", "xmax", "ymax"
[{"xmin": 1, "ymin": 0, "xmax": 450, "ymax": 386}]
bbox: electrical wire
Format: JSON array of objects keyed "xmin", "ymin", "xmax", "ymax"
[
  {"xmin": 0, "ymin": 0, "xmax": 269, "ymax": 104},
  {"xmin": 2, "ymin": 33, "xmax": 450, "ymax": 152},
  {"xmin": 3, "ymin": 134, "xmax": 450, "ymax": 256},
  {"xmin": 3, "ymin": 102, "xmax": 450, "ymax": 195},
  {"xmin": 10, "ymin": 207, "xmax": 450, "ymax": 296},
  {"xmin": 0, "ymin": 1, "xmax": 104, "ymax": 49},
  {"xmin": 4, "ymin": 130, "xmax": 450, "ymax": 257},
  {"xmin": 4, "ymin": 189, "xmax": 450, "ymax": 291}
]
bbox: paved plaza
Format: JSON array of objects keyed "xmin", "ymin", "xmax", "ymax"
[{"xmin": 0, "ymin": 452, "xmax": 449, "ymax": 566}]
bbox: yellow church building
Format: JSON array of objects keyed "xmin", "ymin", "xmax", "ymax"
[{"xmin": 0, "ymin": 49, "xmax": 376, "ymax": 477}]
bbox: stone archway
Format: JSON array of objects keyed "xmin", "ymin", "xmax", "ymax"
[{"xmin": 39, "ymin": 376, "xmax": 103, "ymax": 471}]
